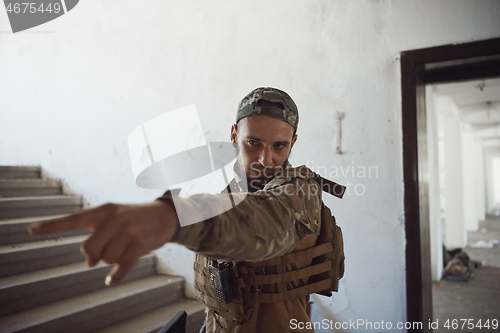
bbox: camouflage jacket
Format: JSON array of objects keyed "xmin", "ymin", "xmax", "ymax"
[
  {"xmin": 158, "ymin": 162, "xmax": 323, "ymax": 332},
  {"xmin": 164, "ymin": 162, "xmax": 323, "ymax": 262}
]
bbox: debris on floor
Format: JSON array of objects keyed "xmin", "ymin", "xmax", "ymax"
[
  {"xmin": 441, "ymin": 248, "xmax": 481, "ymax": 282},
  {"xmin": 469, "ymin": 239, "xmax": 500, "ymax": 248}
]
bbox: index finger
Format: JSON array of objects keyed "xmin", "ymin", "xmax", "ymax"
[
  {"xmin": 105, "ymin": 246, "xmax": 144, "ymax": 286},
  {"xmin": 28, "ymin": 203, "xmax": 116, "ymax": 235}
]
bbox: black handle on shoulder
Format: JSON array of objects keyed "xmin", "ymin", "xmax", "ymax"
[{"xmin": 315, "ymin": 176, "xmax": 346, "ymax": 199}]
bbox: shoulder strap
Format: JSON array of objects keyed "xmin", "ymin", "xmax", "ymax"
[{"xmin": 314, "ymin": 175, "xmax": 346, "ymax": 199}]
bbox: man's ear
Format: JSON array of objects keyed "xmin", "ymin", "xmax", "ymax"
[{"xmin": 230, "ymin": 124, "xmax": 238, "ymax": 147}]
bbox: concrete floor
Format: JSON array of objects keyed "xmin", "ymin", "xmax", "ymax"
[{"xmin": 432, "ymin": 216, "xmax": 500, "ymax": 333}]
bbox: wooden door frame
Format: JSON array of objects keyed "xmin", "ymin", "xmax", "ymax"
[{"xmin": 400, "ymin": 37, "xmax": 500, "ymax": 332}]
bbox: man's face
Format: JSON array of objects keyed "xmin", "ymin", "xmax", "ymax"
[{"xmin": 230, "ymin": 115, "xmax": 298, "ymax": 189}]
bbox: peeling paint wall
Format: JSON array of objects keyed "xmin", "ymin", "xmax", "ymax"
[{"xmin": 1, "ymin": 0, "xmax": 499, "ymax": 330}]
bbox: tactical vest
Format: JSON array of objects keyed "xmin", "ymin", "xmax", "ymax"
[{"xmin": 193, "ymin": 200, "xmax": 345, "ymax": 324}]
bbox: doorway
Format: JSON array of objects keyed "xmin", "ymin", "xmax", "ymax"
[
  {"xmin": 427, "ymin": 78, "xmax": 500, "ymax": 333},
  {"xmin": 400, "ymin": 37, "xmax": 500, "ymax": 332}
]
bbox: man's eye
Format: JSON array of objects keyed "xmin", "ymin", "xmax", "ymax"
[
  {"xmin": 248, "ymin": 140, "xmax": 258, "ymax": 146},
  {"xmin": 275, "ymin": 144, "xmax": 286, "ymax": 149}
]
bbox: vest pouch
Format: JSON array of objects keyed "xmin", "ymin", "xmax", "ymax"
[
  {"xmin": 193, "ymin": 254, "xmax": 248, "ymax": 324},
  {"xmin": 335, "ymin": 224, "xmax": 345, "ymax": 280},
  {"xmin": 309, "ymin": 203, "xmax": 345, "ymax": 296}
]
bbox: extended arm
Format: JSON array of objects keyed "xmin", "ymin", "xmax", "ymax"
[
  {"xmin": 163, "ymin": 177, "xmax": 322, "ymax": 262},
  {"xmin": 29, "ymin": 172, "xmax": 321, "ymax": 285}
]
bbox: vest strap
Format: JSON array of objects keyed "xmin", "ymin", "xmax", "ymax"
[
  {"xmin": 253, "ymin": 278, "xmax": 333, "ymax": 303},
  {"xmin": 243, "ymin": 241, "xmax": 333, "ymax": 267},
  {"xmin": 275, "ymin": 261, "xmax": 287, "ymax": 293},
  {"xmin": 240, "ymin": 260, "xmax": 333, "ymax": 285}
]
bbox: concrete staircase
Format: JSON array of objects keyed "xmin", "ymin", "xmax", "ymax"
[{"xmin": 0, "ymin": 166, "xmax": 204, "ymax": 333}]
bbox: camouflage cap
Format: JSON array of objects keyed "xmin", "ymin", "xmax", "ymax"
[{"xmin": 236, "ymin": 87, "xmax": 299, "ymax": 131}]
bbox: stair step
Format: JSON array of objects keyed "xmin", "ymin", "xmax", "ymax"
[
  {"xmin": 95, "ymin": 298, "xmax": 205, "ymax": 333},
  {"xmin": 0, "ymin": 215, "xmax": 89, "ymax": 246},
  {"xmin": 0, "ymin": 195, "xmax": 83, "ymax": 219},
  {"xmin": 0, "ymin": 235, "xmax": 86, "ymax": 277},
  {"xmin": 0, "ymin": 179, "xmax": 62, "ymax": 198},
  {"xmin": 0, "ymin": 254, "xmax": 157, "ymax": 316},
  {"xmin": 0, "ymin": 166, "xmax": 41, "ymax": 180},
  {"xmin": 0, "ymin": 275, "xmax": 185, "ymax": 333}
]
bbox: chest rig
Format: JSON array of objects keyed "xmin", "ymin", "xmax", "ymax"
[{"xmin": 192, "ymin": 168, "xmax": 346, "ymax": 324}]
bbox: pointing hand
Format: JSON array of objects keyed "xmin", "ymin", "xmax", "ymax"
[{"xmin": 29, "ymin": 200, "xmax": 179, "ymax": 286}]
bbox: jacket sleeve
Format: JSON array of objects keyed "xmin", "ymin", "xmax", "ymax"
[{"xmin": 156, "ymin": 176, "xmax": 322, "ymax": 262}]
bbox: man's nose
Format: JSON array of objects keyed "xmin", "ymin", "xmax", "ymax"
[{"xmin": 258, "ymin": 145, "xmax": 275, "ymax": 169}]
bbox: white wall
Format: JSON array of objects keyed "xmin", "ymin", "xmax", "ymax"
[
  {"xmin": 461, "ymin": 124, "xmax": 479, "ymax": 232},
  {"xmin": 494, "ymin": 157, "xmax": 500, "ymax": 208},
  {"xmin": 475, "ymin": 143, "xmax": 486, "ymax": 222},
  {"xmin": 489, "ymin": 155, "xmax": 500, "ymax": 213},
  {"xmin": 426, "ymin": 86, "xmax": 443, "ymax": 282},
  {"xmin": 439, "ymin": 96, "xmax": 468, "ymax": 249},
  {"xmin": 1, "ymin": 0, "xmax": 500, "ymax": 330},
  {"xmin": 485, "ymin": 151, "xmax": 500, "ymax": 215}
]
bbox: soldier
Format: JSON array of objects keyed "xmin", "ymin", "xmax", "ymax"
[{"xmin": 30, "ymin": 87, "xmax": 344, "ymax": 333}]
